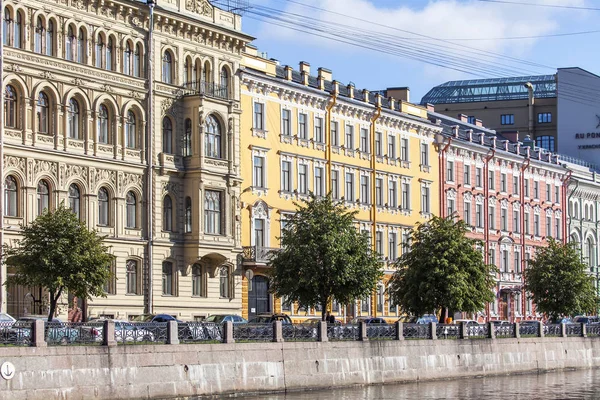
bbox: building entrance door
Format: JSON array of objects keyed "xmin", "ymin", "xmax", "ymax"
[{"xmin": 248, "ymin": 275, "xmax": 270, "ymax": 319}]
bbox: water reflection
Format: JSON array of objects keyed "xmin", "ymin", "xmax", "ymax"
[{"xmin": 233, "ymin": 369, "xmax": 600, "ymax": 399}]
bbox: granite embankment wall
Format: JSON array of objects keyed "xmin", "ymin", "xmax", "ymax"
[{"xmin": 1, "ymin": 338, "xmax": 600, "ymax": 399}]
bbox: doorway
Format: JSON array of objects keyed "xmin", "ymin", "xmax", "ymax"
[{"xmin": 248, "ymin": 275, "xmax": 270, "ymax": 319}]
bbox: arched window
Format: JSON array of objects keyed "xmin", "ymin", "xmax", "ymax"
[
  {"xmin": 133, "ymin": 43, "xmax": 141, "ymax": 77},
  {"xmin": 162, "ymin": 51, "xmax": 172, "ymax": 84},
  {"xmin": 163, "ymin": 195, "xmax": 173, "ymax": 231},
  {"xmin": 13, "ymin": 11, "xmax": 21, "ymax": 48},
  {"xmin": 46, "ymin": 19, "xmax": 54, "ymax": 56},
  {"xmin": 126, "ymin": 259, "xmax": 138, "ymax": 294},
  {"xmin": 204, "ymin": 190, "xmax": 221, "ymax": 234},
  {"xmin": 204, "ymin": 115, "xmax": 222, "ymax": 158},
  {"xmin": 68, "ymin": 183, "xmax": 80, "ymax": 219},
  {"xmin": 68, "ymin": 98, "xmax": 80, "ymax": 139},
  {"xmin": 193, "ymin": 59, "xmax": 201, "ymax": 88},
  {"xmin": 220, "ymin": 67, "xmax": 229, "ymax": 97},
  {"xmin": 34, "ymin": 17, "xmax": 43, "ymax": 54},
  {"xmin": 219, "ymin": 266, "xmax": 230, "ymax": 298},
  {"xmin": 183, "ymin": 57, "xmax": 190, "ymax": 85},
  {"xmin": 192, "ymin": 264, "xmax": 203, "ymax": 296},
  {"xmin": 36, "ymin": 92, "xmax": 49, "ymax": 134},
  {"xmin": 126, "ymin": 191, "xmax": 136, "ymax": 228},
  {"xmin": 162, "ymin": 117, "xmax": 172, "ymax": 154},
  {"xmin": 106, "ymin": 37, "xmax": 113, "ymax": 70},
  {"xmin": 4, "ymin": 176, "xmax": 17, "ymax": 217},
  {"xmin": 65, "ymin": 26, "xmax": 75, "ymax": 61},
  {"xmin": 3, "ymin": 8, "xmax": 11, "ymax": 46},
  {"xmin": 183, "ymin": 118, "xmax": 192, "ymax": 156},
  {"xmin": 95, "ymin": 35, "xmax": 104, "ymax": 68},
  {"xmin": 125, "ymin": 111, "xmax": 136, "ymax": 148},
  {"xmin": 123, "ymin": 42, "xmax": 131, "ymax": 75},
  {"xmin": 77, "ymin": 28, "xmax": 85, "ymax": 63},
  {"xmin": 185, "ymin": 196, "xmax": 192, "ymax": 233},
  {"xmin": 203, "ymin": 60, "xmax": 211, "ymax": 83},
  {"xmin": 5, "ymin": 85, "xmax": 17, "ymax": 128},
  {"xmin": 98, "ymin": 105, "xmax": 109, "ymax": 144},
  {"xmin": 98, "ymin": 187, "xmax": 109, "ymax": 226},
  {"xmin": 162, "ymin": 261, "xmax": 174, "ymax": 295},
  {"xmin": 587, "ymin": 238, "xmax": 596, "ymax": 268},
  {"xmin": 36, "ymin": 180, "xmax": 49, "ymax": 215}
]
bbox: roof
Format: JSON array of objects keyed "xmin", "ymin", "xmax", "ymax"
[{"xmin": 420, "ymin": 75, "xmax": 556, "ymax": 104}]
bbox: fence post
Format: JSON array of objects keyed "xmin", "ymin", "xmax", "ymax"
[
  {"xmin": 430, "ymin": 322, "xmax": 437, "ymax": 340},
  {"xmin": 459, "ymin": 322, "xmax": 467, "ymax": 339},
  {"xmin": 273, "ymin": 321, "xmax": 283, "ymax": 342},
  {"xmin": 514, "ymin": 322, "xmax": 520, "ymax": 339},
  {"xmin": 581, "ymin": 322, "xmax": 587, "ymax": 338},
  {"xmin": 488, "ymin": 321, "xmax": 496, "ymax": 339},
  {"xmin": 396, "ymin": 321, "xmax": 404, "ymax": 341},
  {"xmin": 318, "ymin": 321, "xmax": 328, "ymax": 342},
  {"xmin": 538, "ymin": 321, "xmax": 544, "ymax": 338},
  {"xmin": 102, "ymin": 320, "xmax": 117, "ymax": 347},
  {"xmin": 32, "ymin": 319, "xmax": 47, "ymax": 348},
  {"xmin": 359, "ymin": 321, "xmax": 368, "ymax": 341},
  {"xmin": 561, "ymin": 323, "xmax": 567, "ymax": 338},
  {"xmin": 167, "ymin": 321, "xmax": 179, "ymax": 345},
  {"xmin": 223, "ymin": 321, "xmax": 235, "ymax": 344}
]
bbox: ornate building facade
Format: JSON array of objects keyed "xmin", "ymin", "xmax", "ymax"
[
  {"xmin": 1, "ymin": 0, "xmax": 252, "ymax": 320},
  {"xmin": 239, "ymin": 47, "xmax": 442, "ymax": 322}
]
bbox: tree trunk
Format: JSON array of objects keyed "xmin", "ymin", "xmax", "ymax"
[
  {"xmin": 322, "ymin": 301, "xmax": 327, "ymax": 321},
  {"xmin": 47, "ymin": 287, "xmax": 63, "ymax": 322}
]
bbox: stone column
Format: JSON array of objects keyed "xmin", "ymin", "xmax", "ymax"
[
  {"xmin": 272, "ymin": 321, "xmax": 283, "ymax": 343},
  {"xmin": 430, "ymin": 322, "xmax": 437, "ymax": 340},
  {"xmin": 582, "ymin": 323, "xmax": 587, "ymax": 338},
  {"xmin": 222, "ymin": 321, "xmax": 234, "ymax": 344},
  {"xmin": 538, "ymin": 321, "xmax": 544, "ymax": 338},
  {"xmin": 32, "ymin": 319, "xmax": 47, "ymax": 348},
  {"xmin": 514, "ymin": 322, "xmax": 521, "ymax": 339},
  {"xmin": 359, "ymin": 321, "xmax": 368, "ymax": 341},
  {"xmin": 488, "ymin": 322, "xmax": 496, "ymax": 339},
  {"xmin": 561, "ymin": 323, "xmax": 567, "ymax": 338},
  {"xmin": 167, "ymin": 320, "xmax": 179, "ymax": 345},
  {"xmin": 318, "ymin": 321, "xmax": 328, "ymax": 342},
  {"xmin": 102, "ymin": 320, "xmax": 117, "ymax": 347},
  {"xmin": 460, "ymin": 322, "xmax": 467, "ymax": 340},
  {"xmin": 396, "ymin": 321, "xmax": 404, "ymax": 341}
]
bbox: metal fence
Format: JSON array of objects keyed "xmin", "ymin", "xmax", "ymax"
[
  {"xmin": 436, "ymin": 324, "xmax": 460, "ymax": 339},
  {"xmin": 45, "ymin": 321, "xmax": 104, "ymax": 346},
  {"xmin": 327, "ymin": 324, "xmax": 359, "ymax": 341},
  {"xmin": 182, "ymin": 322, "xmax": 223, "ymax": 343},
  {"xmin": 116, "ymin": 322, "xmax": 168, "ymax": 345},
  {"xmin": 544, "ymin": 324, "xmax": 562, "ymax": 337},
  {"xmin": 468, "ymin": 324, "xmax": 489, "ymax": 338},
  {"xmin": 566, "ymin": 324, "xmax": 583, "ymax": 337},
  {"xmin": 587, "ymin": 324, "xmax": 600, "ymax": 337},
  {"xmin": 282, "ymin": 324, "xmax": 318, "ymax": 341},
  {"xmin": 366, "ymin": 324, "xmax": 396, "ymax": 340},
  {"xmin": 519, "ymin": 323, "xmax": 540, "ymax": 337},
  {"xmin": 495, "ymin": 323, "xmax": 515, "ymax": 338},
  {"xmin": 233, "ymin": 323, "xmax": 274, "ymax": 341},
  {"xmin": 403, "ymin": 323, "xmax": 431, "ymax": 339},
  {"xmin": 0, "ymin": 321, "xmax": 31, "ymax": 346}
]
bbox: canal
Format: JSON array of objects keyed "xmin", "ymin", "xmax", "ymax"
[{"xmin": 230, "ymin": 368, "xmax": 600, "ymax": 399}]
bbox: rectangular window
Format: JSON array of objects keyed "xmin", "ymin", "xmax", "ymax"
[
  {"xmin": 555, "ymin": 218, "xmax": 561, "ymax": 239},
  {"xmin": 447, "ymin": 199, "xmax": 455, "ymax": 216},
  {"xmin": 401, "ymin": 182, "xmax": 410, "ymax": 210},
  {"xmin": 298, "ymin": 113, "xmax": 307, "ymax": 139},
  {"xmin": 331, "ymin": 170, "xmax": 339, "ymax": 199},
  {"xmin": 489, "ymin": 172, "xmax": 495, "ymax": 190},
  {"xmin": 282, "ymin": 109, "xmax": 291, "ymax": 136},
  {"xmin": 546, "ymin": 216, "xmax": 552, "ymax": 238},
  {"xmin": 253, "ymin": 156, "xmax": 265, "ymax": 188},
  {"xmin": 524, "ymin": 178, "xmax": 530, "ymax": 197},
  {"xmin": 388, "ymin": 232, "xmax": 397, "ymax": 261},
  {"xmin": 421, "ymin": 186, "xmax": 430, "ymax": 214},
  {"xmin": 467, "ymin": 116, "xmax": 476, "ymax": 124},
  {"xmin": 401, "ymin": 138, "xmax": 409, "ymax": 161},
  {"xmin": 402, "ymin": 230, "xmax": 411, "ymax": 254},
  {"xmin": 476, "ymin": 167, "xmax": 482, "ymax": 188},
  {"xmin": 501, "ymin": 173, "xmax": 507, "ymax": 192},
  {"xmin": 314, "ymin": 167, "xmax": 324, "ymax": 196},
  {"xmin": 375, "ymin": 231, "xmax": 383, "ymax": 256},
  {"xmin": 514, "ymin": 250, "xmax": 521, "ymax": 273},
  {"xmin": 464, "ymin": 165, "xmax": 471, "ymax": 186},
  {"xmin": 375, "ymin": 178, "xmax": 383, "ymax": 206},
  {"xmin": 447, "ymin": 161, "xmax": 454, "ymax": 182},
  {"xmin": 389, "ymin": 180, "xmax": 397, "ymax": 208},
  {"xmin": 345, "ymin": 124, "xmax": 354, "ymax": 149},
  {"xmin": 253, "ymin": 102, "xmax": 264, "ymax": 130},
  {"xmin": 534, "ymin": 181, "xmax": 539, "ymax": 199},
  {"xmin": 314, "ymin": 117, "xmax": 324, "ymax": 143},
  {"xmin": 514, "ymin": 176, "xmax": 520, "ymax": 195},
  {"xmin": 375, "ymin": 132, "xmax": 382, "ymax": 156},
  {"xmin": 345, "ymin": 172, "xmax": 354, "ymax": 201},
  {"xmin": 501, "ymin": 208, "xmax": 508, "ymax": 231},
  {"xmin": 254, "ymin": 218, "xmax": 265, "ymax": 248},
  {"xmin": 464, "ymin": 201, "xmax": 472, "ymax": 226},
  {"xmin": 537, "ymin": 112, "xmax": 552, "ymax": 123},
  {"xmin": 534, "ymin": 214, "xmax": 540, "ymax": 236},
  {"xmin": 298, "ymin": 164, "xmax": 308, "ymax": 194},
  {"xmin": 501, "ymin": 114, "xmax": 514, "ymax": 125},
  {"xmin": 524, "ymin": 212, "xmax": 530, "ymax": 235},
  {"xmin": 546, "ymin": 183, "xmax": 551, "ymax": 202},
  {"xmin": 331, "ymin": 121, "xmax": 339, "ymax": 146},
  {"xmin": 555, "ymin": 186, "xmax": 560, "ymax": 204},
  {"xmin": 388, "ymin": 134, "xmax": 396, "ymax": 158},
  {"xmin": 502, "ymin": 250, "xmax": 509, "ymax": 273},
  {"xmin": 204, "ymin": 190, "xmax": 222, "ymax": 235},
  {"xmin": 513, "ymin": 210, "xmax": 520, "ymax": 233},
  {"xmin": 476, "ymin": 204, "xmax": 483, "ymax": 228},
  {"xmin": 489, "ymin": 248, "xmax": 496, "ymax": 266},
  {"xmin": 360, "ymin": 128, "xmax": 369, "ymax": 153},
  {"xmin": 420, "ymin": 143, "xmax": 429, "ymax": 166},
  {"xmin": 281, "ymin": 161, "xmax": 292, "ymax": 192},
  {"xmin": 489, "ymin": 206, "xmax": 495, "ymax": 230},
  {"xmin": 360, "ymin": 175, "xmax": 369, "ymax": 204}
]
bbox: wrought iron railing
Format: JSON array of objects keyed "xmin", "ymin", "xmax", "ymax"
[
  {"xmin": 327, "ymin": 324, "xmax": 359, "ymax": 341},
  {"xmin": 544, "ymin": 324, "xmax": 562, "ymax": 337},
  {"xmin": 233, "ymin": 323, "xmax": 274, "ymax": 341},
  {"xmin": 242, "ymin": 246, "xmax": 280, "ymax": 263},
  {"xmin": 282, "ymin": 324, "xmax": 318, "ymax": 341},
  {"xmin": 180, "ymin": 322, "xmax": 223, "ymax": 343},
  {"xmin": 116, "ymin": 322, "xmax": 168, "ymax": 344},
  {"xmin": 182, "ymin": 81, "xmax": 230, "ymax": 100},
  {"xmin": 366, "ymin": 324, "xmax": 396, "ymax": 340},
  {"xmin": 469, "ymin": 324, "xmax": 489, "ymax": 338},
  {"xmin": 519, "ymin": 323, "xmax": 539, "ymax": 337},
  {"xmin": 436, "ymin": 324, "xmax": 460, "ymax": 339},
  {"xmin": 494, "ymin": 323, "xmax": 515, "ymax": 338},
  {"xmin": 0, "ymin": 321, "xmax": 31, "ymax": 346},
  {"xmin": 586, "ymin": 324, "xmax": 600, "ymax": 337},
  {"xmin": 566, "ymin": 324, "xmax": 583, "ymax": 337},
  {"xmin": 45, "ymin": 321, "xmax": 104, "ymax": 346},
  {"xmin": 403, "ymin": 323, "xmax": 431, "ymax": 339}
]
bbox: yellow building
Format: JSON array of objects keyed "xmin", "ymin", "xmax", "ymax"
[{"xmin": 239, "ymin": 47, "xmax": 442, "ymax": 322}]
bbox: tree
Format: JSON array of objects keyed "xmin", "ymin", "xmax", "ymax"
[
  {"xmin": 269, "ymin": 194, "xmax": 383, "ymax": 321},
  {"xmin": 524, "ymin": 238, "xmax": 597, "ymax": 322},
  {"xmin": 388, "ymin": 216, "xmax": 497, "ymax": 320},
  {"xmin": 4, "ymin": 204, "xmax": 115, "ymax": 321}
]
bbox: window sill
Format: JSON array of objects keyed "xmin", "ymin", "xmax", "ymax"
[
  {"xmin": 125, "ymin": 293, "xmax": 141, "ymax": 296},
  {"xmin": 252, "ymin": 128, "xmax": 268, "ymax": 139},
  {"xmin": 419, "ymin": 164, "xmax": 431, "ymax": 173}
]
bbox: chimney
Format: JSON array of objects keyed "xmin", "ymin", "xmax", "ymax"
[
  {"xmin": 300, "ymin": 61, "xmax": 310, "ymax": 86},
  {"xmin": 479, "ymin": 133, "xmax": 485, "ymax": 145},
  {"xmin": 362, "ymin": 89, "xmax": 370, "ymax": 104},
  {"xmin": 375, "ymin": 93, "xmax": 382, "ymax": 107},
  {"xmin": 385, "ymin": 87, "xmax": 410, "ymax": 102},
  {"xmin": 284, "ymin": 65, "xmax": 293, "ymax": 81},
  {"xmin": 331, "ymin": 80, "xmax": 340, "ymax": 96},
  {"xmin": 491, "ymin": 136, "xmax": 497, "ymax": 148},
  {"xmin": 475, "ymin": 119, "xmax": 483, "ymax": 127},
  {"xmin": 347, "ymin": 83, "xmax": 355, "ymax": 99},
  {"xmin": 502, "ymin": 140, "xmax": 509, "ymax": 151},
  {"xmin": 452, "ymin": 125, "xmax": 459, "ymax": 138},
  {"xmin": 318, "ymin": 67, "xmax": 332, "ymax": 83},
  {"xmin": 502, "ymin": 131, "xmax": 519, "ymax": 143},
  {"xmin": 388, "ymin": 97, "xmax": 396, "ymax": 110},
  {"xmin": 458, "ymin": 114, "xmax": 468, "ymax": 123},
  {"xmin": 466, "ymin": 129, "xmax": 473, "ymax": 142},
  {"xmin": 426, "ymin": 103, "xmax": 435, "ymax": 112}
]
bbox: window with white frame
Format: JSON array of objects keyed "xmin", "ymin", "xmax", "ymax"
[
  {"xmin": 464, "ymin": 165, "xmax": 471, "ymax": 186},
  {"xmin": 533, "ymin": 181, "xmax": 539, "ymax": 199},
  {"xmin": 360, "ymin": 128, "xmax": 369, "ymax": 153},
  {"xmin": 501, "ymin": 249, "xmax": 509, "ymax": 272},
  {"xmin": 401, "ymin": 181, "xmax": 410, "ymax": 210},
  {"xmin": 501, "ymin": 208, "xmax": 508, "ymax": 231},
  {"xmin": 524, "ymin": 211, "xmax": 530, "ymax": 234},
  {"xmin": 447, "ymin": 198, "xmax": 455, "ymax": 216},
  {"xmin": 555, "ymin": 186, "xmax": 560, "ymax": 204},
  {"xmin": 375, "ymin": 131, "xmax": 382, "ymax": 156},
  {"xmin": 314, "ymin": 167, "xmax": 324, "ymax": 196},
  {"xmin": 546, "ymin": 183, "xmax": 551, "ymax": 201},
  {"xmin": 375, "ymin": 178, "xmax": 383, "ymax": 207},
  {"xmin": 388, "ymin": 134, "xmax": 396, "ymax": 158},
  {"xmin": 514, "ymin": 249, "xmax": 521, "ymax": 273},
  {"xmin": 501, "ymin": 173, "xmax": 507, "ymax": 192},
  {"xmin": 282, "ymin": 109, "xmax": 291, "ymax": 136},
  {"xmin": 360, "ymin": 175, "xmax": 369, "ymax": 204},
  {"xmin": 345, "ymin": 124, "xmax": 354, "ymax": 149},
  {"xmin": 331, "ymin": 170, "xmax": 339, "ymax": 199},
  {"xmin": 476, "ymin": 167, "xmax": 482, "ymax": 188},
  {"xmin": 389, "ymin": 232, "xmax": 397, "ymax": 261},
  {"xmin": 513, "ymin": 175, "xmax": 520, "ymax": 195},
  {"xmin": 401, "ymin": 138, "xmax": 409, "ymax": 161},
  {"xmin": 420, "ymin": 142, "xmax": 429, "ymax": 166},
  {"xmin": 420, "ymin": 184, "xmax": 430, "ymax": 214},
  {"xmin": 464, "ymin": 200, "xmax": 472, "ymax": 225},
  {"xmin": 298, "ymin": 163, "xmax": 308, "ymax": 194},
  {"xmin": 447, "ymin": 160, "xmax": 454, "ymax": 182},
  {"xmin": 253, "ymin": 102, "xmax": 264, "ymax": 130},
  {"xmin": 488, "ymin": 171, "xmax": 495, "ymax": 190},
  {"xmin": 281, "ymin": 160, "xmax": 292, "ymax": 192},
  {"xmin": 555, "ymin": 217, "xmax": 561, "ymax": 239},
  {"xmin": 204, "ymin": 190, "xmax": 222, "ymax": 235},
  {"xmin": 489, "ymin": 248, "xmax": 496, "ymax": 266},
  {"xmin": 514, "ymin": 210, "xmax": 521, "ymax": 233},
  {"xmin": 534, "ymin": 214, "xmax": 540, "ymax": 236},
  {"xmin": 524, "ymin": 178, "xmax": 530, "ymax": 197},
  {"xmin": 488, "ymin": 205, "xmax": 495, "ymax": 230},
  {"xmin": 476, "ymin": 204, "xmax": 483, "ymax": 228},
  {"xmin": 298, "ymin": 113, "xmax": 307, "ymax": 139},
  {"xmin": 331, "ymin": 121, "xmax": 339, "ymax": 146},
  {"xmin": 375, "ymin": 231, "xmax": 383, "ymax": 256},
  {"xmin": 546, "ymin": 215, "xmax": 552, "ymax": 238},
  {"xmin": 389, "ymin": 179, "xmax": 397, "ymax": 208},
  {"xmin": 314, "ymin": 117, "xmax": 324, "ymax": 143},
  {"xmin": 253, "ymin": 156, "xmax": 265, "ymax": 188},
  {"xmin": 345, "ymin": 172, "xmax": 355, "ymax": 201},
  {"xmin": 402, "ymin": 230, "xmax": 411, "ymax": 254}
]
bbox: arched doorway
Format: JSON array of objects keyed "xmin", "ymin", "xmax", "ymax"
[{"xmin": 248, "ymin": 275, "xmax": 270, "ymax": 319}]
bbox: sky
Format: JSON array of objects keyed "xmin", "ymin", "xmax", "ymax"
[{"xmin": 238, "ymin": 0, "xmax": 599, "ymax": 102}]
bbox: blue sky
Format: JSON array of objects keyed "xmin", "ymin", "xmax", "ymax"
[{"xmin": 240, "ymin": 0, "xmax": 598, "ymax": 102}]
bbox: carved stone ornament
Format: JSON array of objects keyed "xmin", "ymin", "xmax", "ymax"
[
  {"xmin": 186, "ymin": 0, "xmax": 212, "ymax": 16},
  {"xmin": 4, "ymin": 155, "xmax": 25, "ymax": 171},
  {"xmin": 73, "ymin": 78, "xmax": 85, "ymax": 86},
  {"xmin": 163, "ymin": 181, "xmax": 180, "ymax": 195},
  {"xmin": 33, "ymin": 160, "xmax": 58, "ymax": 178},
  {"xmin": 252, "ymin": 200, "xmax": 269, "ymax": 219}
]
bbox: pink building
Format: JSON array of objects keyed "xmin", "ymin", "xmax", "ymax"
[{"xmin": 431, "ymin": 111, "xmax": 568, "ymax": 322}]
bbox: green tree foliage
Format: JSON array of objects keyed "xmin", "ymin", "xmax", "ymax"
[
  {"xmin": 524, "ymin": 238, "xmax": 598, "ymax": 322},
  {"xmin": 4, "ymin": 204, "xmax": 115, "ymax": 321},
  {"xmin": 388, "ymin": 216, "xmax": 497, "ymax": 319},
  {"xmin": 269, "ymin": 194, "xmax": 383, "ymax": 321}
]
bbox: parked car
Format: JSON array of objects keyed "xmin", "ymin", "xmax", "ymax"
[
  {"xmin": 350, "ymin": 316, "xmax": 388, "ymax": 325},
  {"xmin": 0, "ymin": 316, "xmax": 31, "ymax": 344},
  {"xmin": 0, "ymin": 313, "xmax": 16, "ymax": 324},
  {"xmin": 150, "ymin": 314, "xmax": 194, "ymax": 340},
  {"xmin": 248, "ymin": 313, "xmax": 293, "ymax": 325},
  {"xmin": 129, "ymin": 314, "xmax": 156, "ymax": 322},
  {"xmin": 204, "ymin": 314, "xmax": 248, "ymax": 324},
  {"xmin": 410, "ymin": 314, "xmax": 438, "ymax": 324},
  {"xmin": 573, "ymin": 316, "xmax": 599, "ymax": 325}
]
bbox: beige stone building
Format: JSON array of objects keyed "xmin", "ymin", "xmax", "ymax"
[{"xmin": 0, "ymin": 0, "xmax": 252, "ymax": 321}]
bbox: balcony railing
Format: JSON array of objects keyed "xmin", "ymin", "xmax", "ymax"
[
  {"xmin": 182, "ymin": 81, "xmax": 230, "ymax": 100},
  {"xmin": 242, "ymin": 246, "xmax": 280, "ymax": 264}
]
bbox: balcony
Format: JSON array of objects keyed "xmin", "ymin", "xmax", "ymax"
[
  {"xmin": 242, "ymin": 246, "xmax": 280, "ymax": 264},
  {"xmin": 182, "ymin": 81, "xmax": 230, "ymax": 100}
]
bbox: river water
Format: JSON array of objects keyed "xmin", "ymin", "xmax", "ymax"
[{"xmin": 230, "ymin": 368, "xmax": 600, "ymax": 399}]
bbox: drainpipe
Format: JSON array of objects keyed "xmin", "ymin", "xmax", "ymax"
[
  {"xmin": 565, "ymin": 170, "xmax": 575, "ymax": 246},
  {"xmin": 524, "ymin": 82, "xmax": 535, "ymax": 140},
  {"xmin": 370, "ymin": 101, "xmax": 381, "ymax": 317},
  {"xmin": 0, "ymin": 3, "xmax": 5, "ymax": 313},
  {"xmin": 438, "ymin": 136, "xmax": 453, "ymax": 217},
  {"xmin": 145, "ymin": 0, "xmax": 155, "ymax": 315},
  {"xmin": 325, "ymin": 84, "xmax": 338, "ymax": 194},
  {"xmin": 483, "ymin": 149, "xmax": 495, "ymax": 265},
  {"xmin": 519, "ymin": 157, "xmax": 530, "ymax": 323}
]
